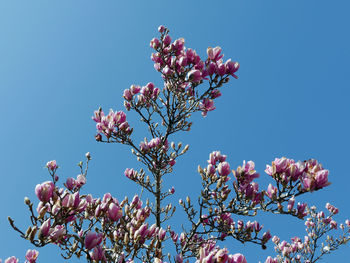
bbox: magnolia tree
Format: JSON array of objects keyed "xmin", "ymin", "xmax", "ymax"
[{"xmin": 4, "ymin": 26, "xmax": 349, "ymax": 263}]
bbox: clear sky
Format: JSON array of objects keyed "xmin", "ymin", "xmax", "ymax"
[{"xmin": 0, "ymin": 1, "xmax": 349, "ymax": 262}]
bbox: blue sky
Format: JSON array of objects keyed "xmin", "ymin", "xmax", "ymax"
[{"xmin": 0, "ymin": 1, "xmax": 349, "ymax": 262}]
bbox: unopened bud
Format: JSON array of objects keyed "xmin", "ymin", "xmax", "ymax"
[
  {"xmin": 198, "ymin": 165, "xmax": 203, "ymax": 174},
  {"xmin": 38, "ymin": 206, "xmax": 48, "ymax": 219},
  {"xmin": 124, "ymin": 233, "xmax": 129, "ymax": 243},
  {"xmin": 25, "ymin": 226, "xmax": 32, "ymax": 238},
  {"xmin": 186, "ymin": 196, "xmax": 190, "ymax": 204},
  {"xmin": 71, "ymin": 242, "xmax": 78, "ymax": 252},
  {"xmin": 85, "ymin": 152, "xmax": 91, "ymax": 160},
  {"xmin": 24, "ymin": 197, "xmax": 31, "ymax": 205},
  {"xmin": 184, "ymin": 145, "xmax": 189, "ymax": 152},
  {"xmin": 29, "ymin": 226, "xmax": 38, "ymax": 242},
  {"xmin": 178, "ymin": 142, "xmax": 182, "ymax": 149},
  {"xmin": 95, "ymin": 134, "xmax": 102, "ymax": 141}
]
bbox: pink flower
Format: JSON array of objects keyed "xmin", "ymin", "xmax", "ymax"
[
  {"xmin": 288, "ymin": 196, "xmax": 295, "ymax": 211},
  {"xmin": 163, "ymin": 35, "xmax": 172, "ymax": 46},
  {"xmin": 274, "ymin": 157, "xmax": 288, "ymax": 173},
  {"xmin": 315, "ymin": 170, "xmax": 330, "ymax": 189},
  {"xmin": 272, "ymin": 236, "xmax": 280, "ymax": 244},
  {"xmin": 167, "ymin": 158, "xmax": 175, "ymax": 167},
  {"xmin": 150, "ymin": 37, "xmax": 160, "ymax": 49},
  {"xmin": 162, "ymin": 65, "xmax": 173, "ymax": 76},
  {"xmin": 149, "ymin": 137, "xmax": 161, "ymax": 148},
  {"xmin": 89, "ymin": 246, "xmax": 106, "ymax": 262},
  {"xmin": 25, "ymin": 250, "xmax": 39, "ymax": 263},
  {"xmin": 262, "ymin": 230, "xmax": 272, "ymax": 243},
  {"xmin": 297, "ymin": 203, "xmax": 307, "ymax": 218},
  {"xmin": 46, "ymin": 160, "xmax": 57, "ymax": 171},
  {"xmin": 217, "ymin": 63, "xmax": 226, "ymax": 76},
  {"xmin": 325, "ymin": 203, "xmax": 339, "ymax": 215},
  {"xmin": 225, "ymin": 60, "xmax": 240, "ymax": 76},
  {"xmin": 39, "ymin": 218, "xmax": 51, "ymax": 237},
  {"xmin": 130, "ymin": 85, "xmax": 141, "ymax": 95},
  {"xmin": 4, "ymin": 257, "xmax": 18, "ymax": 263},
  {"xmin": 230, "ymin": 253, "xmax": 247, "ymax": 263},
  {"xmin": 140, "ymin": 141, "xmax": 150, "ymax": 152},
  {"xmin": 265, "ymin": 256, "xmax": 278, "ymax": 263},
  {"xmin": 85, "ymin": 231, "xmax": 103, "ymax": 250},
  {"xmin": 35, "ymin": 181, "xmax": 55, "ymax": 203},
  {"xmin": 65, "ymin": 177, "xmax": 76, "ymax": 190},
  {"xmin": 124, "ymin": 168, "xmax": 137, "ymax": 180},
  {"xmin": 266, "ymin": 184, "xmax": 277, "ymax": 199},
  {"xmin": 158, "ymin": 228, "xmax": 166, "ymax": 241},
  {"xmin": 187, "ymin": 69, "xmax": 202, "ymax": 83},
  {"xmin": 49, "ymin": 225, "xmax": 66, "ymax": 242},
  {"xmin": 210, "ymin": 89, "xmax": 222, "ymax": 99},
  {"xmin": 108, "ymin": 203, "xmax": 123, "ymax": 221},
  {"xmin": 76, "ymin": 174, "xmax": 86, "ymax": 188},
  {"xmin": 199, "ymin": 98, "xmax": 216, "ymax": 117},
  {"xmin": 218, "ymin": 162, "xmax": 231, "ymax": 176},
  {"xmin": 345, "ymin": 219, "xmax": 350, "ymax": 227},
  {"xmin": 158, "ymin": 25, "xmax": 165, "ymax": 33},
  {"xmin": 301, "ymin": 174, "xmax": 313, "ymax": 191},
  {"xmin": 207, "ymin": 46, "xmax": 223, "ymax": 61},
  {"xmin": 123, "ymin": 89, "xmax": 133, "ymax": 101}
]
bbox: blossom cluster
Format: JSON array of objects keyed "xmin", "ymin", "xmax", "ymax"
[
  {"xmin": 9, "ymin": 26, "xmax": 350, "ymax": 263},
  {"xmin": 265, "ymin": 157, "xmax": 330, "ymax": 192},
  {"xmin": 0, "ymin": 250, "xmax": 38, "ymax": 263},
  {"xmin": 264, "ymin": 204, "xmax": 350, "ymax": 263},
  {"xmin": 92, "ymin": 108, "xmax": 133, "ymax": 141},
  {"xmin": 150, "ymin": 25, "xmax": 239, "ymax": 117},
  {"xmin": 123, "ymin": 83, "xmax": 160, "ymax": 110},
  {"xmin": 10, "ymin": 157, "xmax": 173, "ymax": 262}
]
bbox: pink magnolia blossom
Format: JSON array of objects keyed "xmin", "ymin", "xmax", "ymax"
[
  {"xmin": 207, "ymin": 46, "xmax": 223, "ymax": 62},
  {"xmin": 35, "ymin": 181, "xmax": 54, "ymax": 203},
  {"xmin": 4, "ymin": 257, "xmax": 18, "ymax": 263},
  {"xmin": 266, "ymin": 183, "xmax": 277, "ymax": 199},
  {"xmin": 89, "ymin": 246, "xmax": 106, "ymax": 262},
  {"xmin": 315, "ymin": 170, "xmax": 330, "ymax": 189},
  {"xmin": 199, "ymin": 98, "xmax": 215, "ymax": 117},
  {"xmin": 187, "ymin": 69, "xmax": 202, "ymax": 83},
  {"xmin": 123, "ymin": 89, "xmax": 133, "ymax": 101},
  {"xmin": 218, "ymin": 162, "xmax": 231, "ymax": 176},
  {"xmin": 265, "ymin": 256, "xmax": 278, "ymax": 263},
  {"xmin": 85, "ymin": 231, "xmax": 103, "ymax": 250},
  {"xmin": 158, "ymin": 25, "xmax": 165, "ymax": 33},
  {"xmin": 287, "ymin": 196, "xmax": 295, "ymax": 211},
  {"xmin": 108, "ymin": 203, "xmax": 123, "ymax": 221},
  {"xmin": 325, "ymin": 203, "xmax": 339, "ymax": 215},
  {"xmin": 39, "ymin": 218, "xmax": 51, "ymax": 237},
  {"xmin": 46, "ymin": 160, "xmax": 57, "ymax": 171},
  {"xmin": 49, "ymin": 225, "xmax": 66, "ymax": 242},
  {"xmin": 230, "ymin": 253, "xmax": 247, "ymax": 263},
  {"xmin": 163, "ymin": 35, "xmax": 172, "ymax": 46},
  {"xmin": 25, "ymin": 250, "xmax": 39, "ymax": 263}
]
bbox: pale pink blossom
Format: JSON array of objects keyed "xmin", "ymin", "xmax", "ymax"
[
  {"xmin": 35, "ymin": 181, "xmax": 54, "ymax": 203},
  {"xmin": 25, "ymin": 250, "xmax": 39, "ymax": 263},
  {"xmin": 85, "ymin": 231, "xmax": 103, "ymax": 250}
]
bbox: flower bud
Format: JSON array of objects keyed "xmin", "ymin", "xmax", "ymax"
[{"xmin": 24, "ymin": 197, "xmax": 31, "ymax": 205}]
